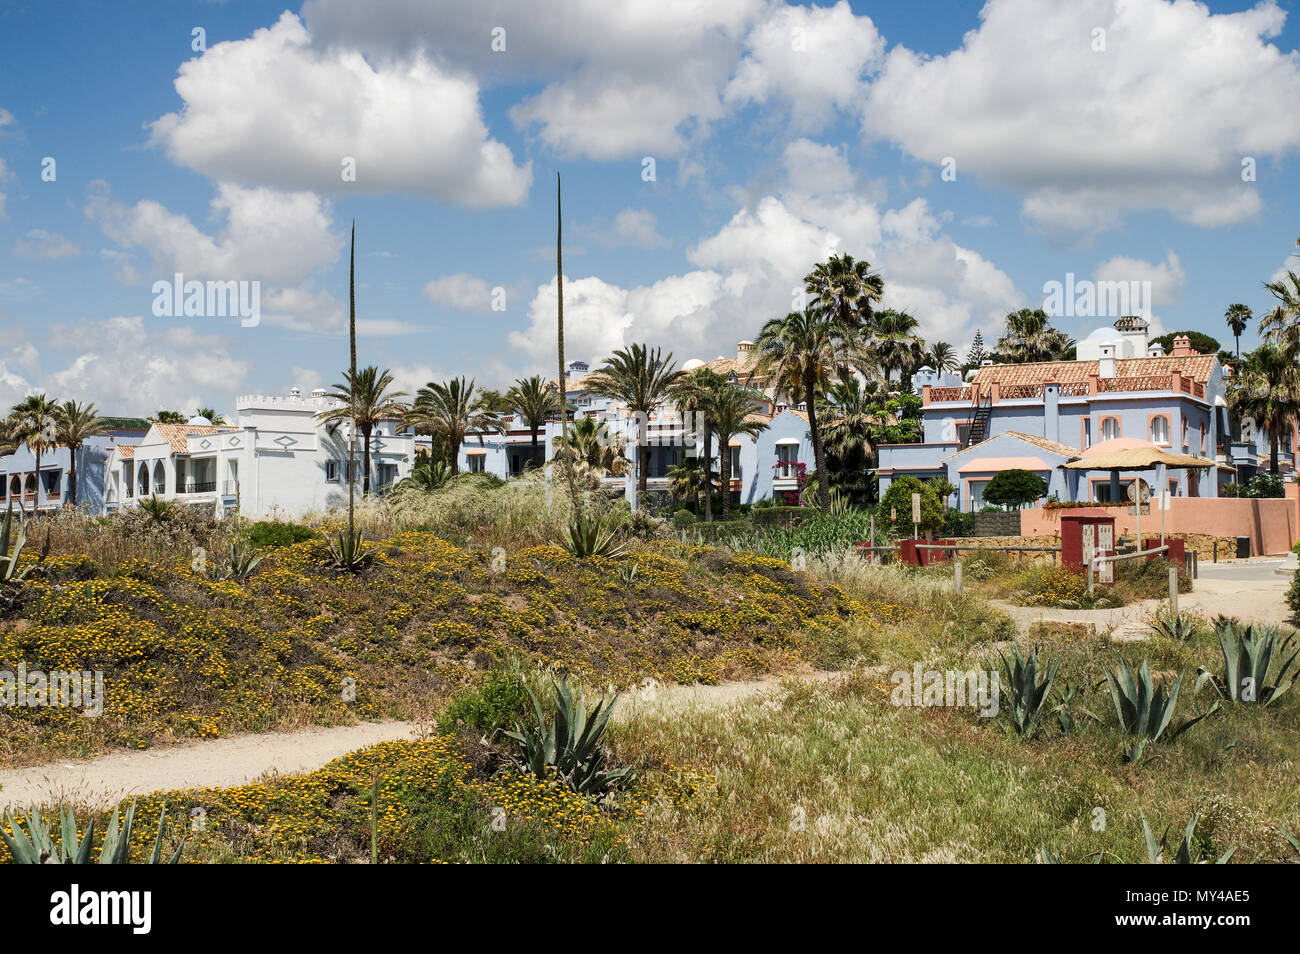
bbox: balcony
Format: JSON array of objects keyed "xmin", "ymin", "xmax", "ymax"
[{"xmin": 178, "ymin": 481, "xmax": 217, "ymax": 495}]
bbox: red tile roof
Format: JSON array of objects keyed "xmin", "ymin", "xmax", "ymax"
[
  {"xmin": 971, "ymin": 354, "xmax": 1217, "ymax": 389},
  {"xmin": 153, "ymin": 423, "xmax": 240, "ymax": 454}
]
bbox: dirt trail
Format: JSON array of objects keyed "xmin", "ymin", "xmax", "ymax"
[{"xmin": 0, "ymin": 674, "xmax": 843, "ymax": 811}]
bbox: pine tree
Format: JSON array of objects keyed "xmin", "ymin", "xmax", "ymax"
[{"xmin": 966, "ymin": 330, "xmax": 987, "ymax": 368}]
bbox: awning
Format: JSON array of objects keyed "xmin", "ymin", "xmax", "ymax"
[
  {"xmin": 956, "ymin": 456, "xmax": 1050, "ymax": 474},
  {"xmin": 465, "ymin": 448, "xmax": 488, "ymax": 456},
  {"xmin": 774, "ymin": 437, "xmax": 800, "ymax": 446},
  {"xmin": 1063, "ymin": 448, "xmax": 1214, "ymax": 470}
]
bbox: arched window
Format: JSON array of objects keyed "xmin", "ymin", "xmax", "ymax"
[
  {"xmin": 1149, "ymin": 415, "xmax": 1170, "ymax": 444},
  {"xmin": 23, "ymin": 474, "xmax": 36, "ymax": 495},
  {"xmin": 1100, "ymin": 417, "xmax": 1120, "ymax": 441},
  {"xmin": 153, "ymin": 461, "xmax": 166, "ymax": 495},
  {"xmin": 138, "ymin": 463, "xmax": 150, "ymax": 496}
]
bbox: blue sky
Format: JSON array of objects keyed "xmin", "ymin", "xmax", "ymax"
[{"xmin": 2, "ymin": 0, "xmax": 1300, "ymax": 418}]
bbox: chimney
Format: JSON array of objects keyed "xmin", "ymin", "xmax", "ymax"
[
  {"xmin": 737, "ymin": 340, "xmax": 754, "ymax": 365},
  {"xmin": 311, "ymin": 387, "xmax": 327, "ymax": 398},
  {"xmin": 1147, "ymin": 342, "xmax": 1165, "ymax": 358},
  {"xmin": 289, "ymin": 387, "xmax": 301, "ymax": 398},
  {"xmin": 1098, "ymin": 343, "xmax": 1116, "ymax": 379},
  {"xmin": 1170, "ymin": 335, "xmax": 1196, "ymax": 357}
]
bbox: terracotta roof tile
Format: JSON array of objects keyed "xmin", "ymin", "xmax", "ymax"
[
  {"xmin": 943, "ymin": 430, "xmax": 1079, "ymax": 463},
  {"xmin": 971, "ymin": 354, "xmax": 1217, "ymax": 389},
  {"xmin": 153, "ymin": 423, "xmax": 240, "ymax": 454}
]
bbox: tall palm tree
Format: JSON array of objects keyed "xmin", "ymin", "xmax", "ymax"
[
  {"xmin": 708, "ymin": 385, "xmax": 769, "ymax": 518},
  {"xmin": 870, "ymin": 309, "xmax": 926, "ymax": 383},
  {"xmin": 1260, "ymin": 272, "xmax": 1300, "ymax": 359},
  {"xmin": 55, "ymin": 400, "xmax": 106, "ymax": 508},
  {"xmin": 1224, "ymin": 303, "xmax": 1252, "ymax": 358},
  {"xmin": 670, "ymin": 367, "xmax": 727, "ymax": 520},
  {"xmin": 406, "ymin": 377, "xmax": 504, "ymax": 475},
  {"xmin": 8, "ymin": 394, "xmax": 59, "ymax": 509},
  {"xmin": 926, "ymin": 341, "xmax": 960, "ymax": 374},
  {"xmin": 666, "ymin": 456, "xmax": 714, "ymax": 510},
  {"xmin": 996, "ymin": 308, "xmax": 1074, "ymax": 363},
  {"xmin": 1229, "ymin": 342, "xmax": 1300, "ymax": 475},
  {"xmin": 583, "ymin": 343, "xmax": 682, "ymax": 507},
  {"xmin": 154, "ymin": 410, "xmax": 185, "ymax": 424},
  {"xmin": 819, "ymin": 377, "xmax": 892, "ymax": 504},
  {"xmin": 318, "ymin": 366, "xmax": 408, "ymax": 496},
  {"xmin": 804, "ymin": 253, "xmax": 884, "ymax": 330},
  {"xmin": 508, "ymin": 375, "xmax": 560, "ymax": 468},
  {"xmin": 750, "ymin": 307, "xmax": 842, "ymax": 511},
  {"xmin": 553, "ymin": 416, "xmax": 627, "ymax": 477}
]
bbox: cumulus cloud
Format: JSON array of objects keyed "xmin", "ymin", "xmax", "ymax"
[
  {"xmin": 1092, "ymin": 250, "xmax": 1186, "ymax": 312},
  {"xmin": 509, "ymin": 138, "xmax": 1022, "ymax": 368},
  {"xmin": 149, "ymin": 12, "xmax": 531, "ymax": 205},
  {"xmin": 14, "ymin": 229, "xmax": 81, "ymax": 260},
  {"xmin": 581, "ymin": 208, "xmax": 670, "ymax": 249},
  {"xmin": 423, "ymin": 274, "xmax": 498, "ymax": 314},
  {"xmin": 862, "ymin": 0, "xmax": 1300, "ymax": 237},
  {"xmin": 38, "ymin": 316, "xmax": 251, "ymax": 416}
]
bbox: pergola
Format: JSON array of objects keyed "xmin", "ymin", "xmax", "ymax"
[{"xmin": 1061, "ymin": 438, "xmax": 1217, "ymax": 503}]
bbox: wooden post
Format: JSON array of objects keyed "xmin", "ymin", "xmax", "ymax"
[
  {"xmin": 1086, "ymin": 557, "xmax": 1094, "ymax": 594},
  {"xmin": 1169, "ymin": 566, "xmax": 1179, "ymax": 615},
  {"xmin": 954, "ymin": 561, "xmax": 963, "ymax": 595}
]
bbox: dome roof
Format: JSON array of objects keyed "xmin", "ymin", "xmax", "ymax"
[
  {"xmin": 187, "ymin": 415, "xmax": 212, "ymax": 426},
  {"xmin": 681, "ymin": 358, "xmax": 704, "ymax": 371},
  {"xmin": 1085, "ymin": 327, "xmax": 1118, "ymax": 340}
]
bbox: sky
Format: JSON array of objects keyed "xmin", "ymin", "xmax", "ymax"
[{"xmin": 2, "ymin": 0, "xmax": 1300, "ymax": 419}]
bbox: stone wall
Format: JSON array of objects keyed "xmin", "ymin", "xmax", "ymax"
[{"xmin": 972, "ymin": 511, "xmax": 1023, "ymax": 537}]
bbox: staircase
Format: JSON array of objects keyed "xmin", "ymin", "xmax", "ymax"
[{"xmin": 963, "ymin": 395, "xmax": 992, "ymax": 448}]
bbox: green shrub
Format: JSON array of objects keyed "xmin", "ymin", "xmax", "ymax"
[
  {"xmin": 983, "ymin": 469, "xmax": 1047, "ymax": 510},
  {"xmin": 437, "ymin": 670, "xmax": 535, "ymax": 735},
  {"xmin": 673, "ymin": 509, "xmax": 697, "ymax": 530},
  {"xmin": 878, "ymin": 475, "xmax": 943, "ymax": 536},
  {"xmin": 245, "ymin": 520, "xmax": 317, "ymax": 550}
]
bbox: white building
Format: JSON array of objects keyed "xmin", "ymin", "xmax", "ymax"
[{"xmin": 103, "ymin": 388, "xmax": 415, "ymax": 520}]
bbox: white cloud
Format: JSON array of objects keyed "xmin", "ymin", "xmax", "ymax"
[
  {"xmin": 423, "ymin": 274, "xmax": 498, "ymax": 314},
  {"xmin": 86, "ymin": 180, "xmax": 339, "ymax": 287},
  {"xmin": 1092, "ymin": 250, "xmax": 1186, "ymax": 311},
  {"xmin": 14, "ymin": 229, "xmax": 81, "ymax": 260},
  {"xmin": 149, "ymin": 12, "xmax": 531, "ymax": 206},
  {"xmin": 36, "ymin": 316, "xmax": 251, "ymax": 416},
  {"xmin": 862, "ymin": 0, "xmax": 1300, "ymax": 236},
  {"xmin": 582, "ymin": 208, "xmax": 670, "ymax": 249},
  {"xmin": 509, "ymin": 144, "xmax": 1022, "ymax": 368},
  {"xmin": 724, "ymin": 0, "xmax": 884, "ymax": 131}
]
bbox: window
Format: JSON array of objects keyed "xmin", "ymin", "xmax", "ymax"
[
  {"xmin": 1149, "ymin": 415, "xmax": 1170, "ymax": 444},
  {"xmin": 325, "ymin": 460, "xmax": 340, "ymax": 482},
  {"xmin": 1092, "ymin": 479, "xmax": 1133, "ymax": 504},
  {"xmin": 1100, "ymin": 417, "xmax": 1120, "ymax": 441},
  {"xmin": 1168, "ymin": 479, "xmax": 1179, "ymax": 497},
  {"xmin": 1182, "ymin": 417, "xmax": 1189, "ymax": 448},
  {"xmin": 967, "ymin": 480, "xmax": 989, "ymax": 512},
  {"xmin": 775, "ymin": 443, "xmax": 798, "ymax": 479},
  {"xmin": 468, "ymin": 454, "xmax": 485, "ymax": 473},
  {"xmin": 729, "ymin": 446, "xmax": 742, "ymax": 482},
  {"xmin": 1081, "ymin": 417, "xmax": 1091, "ymax": 449},
  {"xmin": 42, "ymin": 470, "xmax": 61, "ymax": 495}
]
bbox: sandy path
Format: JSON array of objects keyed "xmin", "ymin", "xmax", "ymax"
[{"xmin": 0, "ymin": 673, "xmax": 849, "ymax": 811}]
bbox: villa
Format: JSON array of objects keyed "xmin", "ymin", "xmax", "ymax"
[
  {"xmin": 101, "ymin": 389, "xmax": 414, "ymax": 520},
  {"xmin": 0, "ymin": 418, "xmax": 150, "ymax": 514},
  {"xmin": 879, "ymin": 317, "xmax": 1290, "ymax": 509}
]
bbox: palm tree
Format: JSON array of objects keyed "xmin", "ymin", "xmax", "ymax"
[
  {"xmin": 926, "ymin": 341, "xmax": 960, "ymax": 374},
  {"xmin": 154, "ymin": 410, "xmax": 185, "ymax": 424},
  {"xmin": 996, "ymin": 308, "xmax": 1074, "ymax": 363},
  {"xmin": 1229, "ymin": 342, "xmax": 1300, "ymax": 475},
  {"xmin": 195, "ymin": 407, "xmax": 226, "ymax": 425},
  {"xmin": 8, "ymin": 394, "xmax": 59, "ymax": 509},
  {"xmin": 751, "ymin": 306, "xmax": 842, "ymax": 511},
  {"xmin": 583, "ymin": 343, "xmax": 682, "ymax": 507},
  {"xmin": 55, "ymin": 400, "xmax": 106, "ymax": 508},
  {"xmin": 670, "ymin": 367, "xmax": 727, "ymax": 520},
  {"xmin": 870, "ymin": 309, "xmax": 926, "ymax": 383},
  {"xmin": 508, "ymin": 375, "xmax": 560, "ymax": 468},
  {"xmin": 405, "ymin": 377, "xmax": 504, "ymax": 475},
  {"xmin": 819, "ymin": 377, "xmax": 891, "ymax": 505},
  {"xmin": 708, "ymin": 385, "xmax": 768, "ymax": 517},
  {"xmin": 553, "ymin": 417, "xmax": 627, "ymax": 477},
  {"xmin": 666, "ymin": 456, "xmax": 714, "ymax": 510},
  {"xmin": 1259, "ymin": 272, "xmax": 1300, "ymax": 359},
  {"xmin": 1224, "ymin": 304, "xmax": 1252, "ymax": 358},
  {"xmin": 804, "ymin": 253, "xmax": 884, "ymax": 330},
  {"xmin": 318, "ymin": 366, "xmax": 408, "ymax": 496}
]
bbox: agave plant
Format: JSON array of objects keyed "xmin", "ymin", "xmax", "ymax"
[
  {"xmin": 0, "ymin": 502, "xmax": 47, "ymax": 585},
  {"xmin": 1142, "ymin": 815, "xmax": 1235, "ymax": 864},
  {"xmin": 1196, "ymin": 619, "xmax": 1299, "ymax": 705},
  {"xmin": 503, "ymin": 676, "xmax": 636, "ymax": 796},
  {"xmin": 1, "ymin": 799, "xmax": 185, "ymax": 864},
  {"xmin": 1106, "ymin": 659, "xmax": 1219, "ymax": 762},
  {"xmin": 1148, "ymin": 607, "xmax": 1197, "ymax": 642},
  {"xmin": 324, "ymin": 529, "xmax": 374, "ymax": 573},
  {"xmin": 991, "ymin": 644, "xmax": 1059, "ymax": 738},
  {"xmin": 558, "ymin": 511, "xmax": 628, "ymax": 559},
  {"xmin": 221, "ymin": 541, "xmax": 264, "ymax": 582}
]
